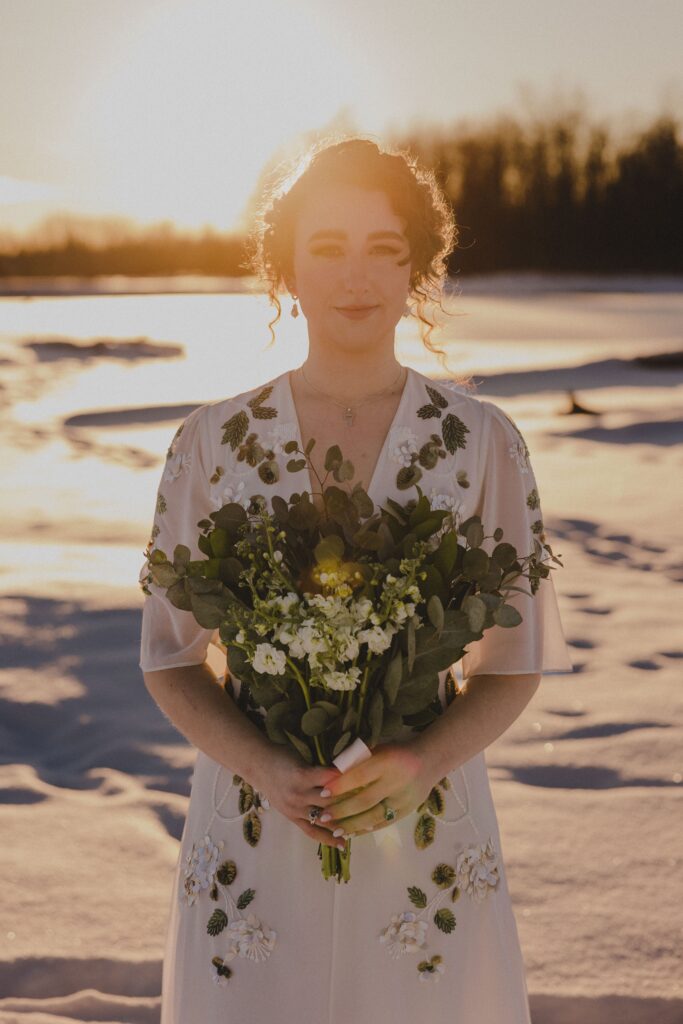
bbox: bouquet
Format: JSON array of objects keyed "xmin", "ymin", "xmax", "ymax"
[{"xmin": 145, "ymin": 437, "xmax": 562, "ymax": 883}]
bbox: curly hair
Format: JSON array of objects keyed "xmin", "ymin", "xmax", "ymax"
[{"xmin": 242, "ymin": 134, "xmax": 473, "ymax": 389}]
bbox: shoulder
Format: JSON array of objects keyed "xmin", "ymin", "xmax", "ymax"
[{"xmin": 176, "ymin": 374, "xmax": 284, "ymax": 443}]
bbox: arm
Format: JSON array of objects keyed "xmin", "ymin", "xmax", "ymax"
[
  {"xmin": 411, "ymin": 672, "xmax": 541, "ymax": 782},
  {"xmin": 143, "ymin": 661, "xmax": 274, "ymax": 782}
]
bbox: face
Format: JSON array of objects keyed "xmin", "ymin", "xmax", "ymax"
[{"xmin": 286, "ymin": 183, "xmax": 413, "ymax": 356}]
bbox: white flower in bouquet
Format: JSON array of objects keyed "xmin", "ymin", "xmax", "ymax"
[
  {"xmin": 252, "ymin": 643, "xmax": 287, "ymax": 675},
  {"xmin": 357, "ymin": 624, "xmax": 394, "ymax": 656},
  {"xmin": 321, "ymin": 666, "xmax": 362, "ymax": 692},
  {"xmin": 338, "ymin": 632, "xmax": 360, "ymax": 662}
]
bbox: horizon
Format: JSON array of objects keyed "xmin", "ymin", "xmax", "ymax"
[{"xmin": 1, "ymin": 0, "xmax": 681, "ymax": 241}]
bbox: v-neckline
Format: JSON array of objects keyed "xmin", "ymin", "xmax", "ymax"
[{"xmin": 281, "ymin": 365, "xmax": 413, "ymax": 505}]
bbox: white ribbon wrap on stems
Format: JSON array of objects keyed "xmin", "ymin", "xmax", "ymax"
[{"xmin": 331, "ymin": 736, "xmax": 403, "ymax": 850}]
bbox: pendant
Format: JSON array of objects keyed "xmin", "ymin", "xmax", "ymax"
[{"xmin": 344, "ymin": 406, "xmax": 355, "ymax": 426}]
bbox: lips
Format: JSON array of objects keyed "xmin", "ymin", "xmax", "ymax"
[{"xmin": 336, "ymin": 306, "xmax": 377, "ymax": 311}]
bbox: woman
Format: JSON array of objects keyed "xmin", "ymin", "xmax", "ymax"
[{"xmin": 139, "ymin": 137, "xmax": 573, "ymax": 1022}]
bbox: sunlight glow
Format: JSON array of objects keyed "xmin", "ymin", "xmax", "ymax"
[{"xmin": 69, "ymin": 0, "xmax": 363, "ymax": 231}]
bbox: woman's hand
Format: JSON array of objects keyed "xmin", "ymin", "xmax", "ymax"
[
  {"xmin": 312, "ymin": 741, "xmax": 437, "ymax": 840},
  {"xmin": 250, "ymin": 743, "xmax": 347, "ymax": 850}
]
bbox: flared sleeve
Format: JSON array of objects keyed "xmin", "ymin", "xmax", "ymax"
[
  {"xmin": 460, "ymin": 400, "xmax": 574, "ymax": 679},
  {"xmin": 138, "ymin": 404, "xmax": 219, "ymax": 672}
]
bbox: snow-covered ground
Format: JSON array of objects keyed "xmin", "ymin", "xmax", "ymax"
[{"xmin": 0, "ymin": 276, "xmax": 681, "ymax": 1022}]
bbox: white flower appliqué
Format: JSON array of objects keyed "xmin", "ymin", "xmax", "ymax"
[
  {"xmin": 210, "ymin": 478, "xmax": 249, "ymax": 510},
  {"xmin": 266, "ymin": 421, "xmax": 299, "ymax": 456},
  {"xmin": 162, "ymin": 450, "xmax": 192, "ymax": 484},
  {"xmin": 379, "ymin": 911, "xmax": 429, "ymax": 957},
  {"xmin": 455, "ymin": 837, "xmax": 500, "ymax": 902},
  {"xmin": 388, "ymin": 426, "xmax": 419, "ymax": 468},
  {"xmin": 223, "ymin": 913, "xmax": 277, "ymax": 963},
  {"xmin": 182, "ymin": 833, "xmax": 224, "ymax": 906},
  {"xmin": 508, "ymin": 441, "xmax": 530, "ymax": 473}
]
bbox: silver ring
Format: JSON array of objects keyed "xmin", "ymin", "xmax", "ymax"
[
  {"xmin": 381, "ymin": 799, "xmax": 397, "ymax": 821},
  {"xmin": 308, "ymin": 805, "xmax": 323, "ymax": 825}
]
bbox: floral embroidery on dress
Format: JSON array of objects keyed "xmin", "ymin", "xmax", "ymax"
[
  {"xmin": 379, "ymin": 734, "xmax": 501, "ymax": 981},
  {"xmin": 388, "ymin": 426, "xmax": 419, "ymax": 468},
  {"xmin": 266, "ymin": 420, "xmax": 300, "ymax": 456},
  {"xmin": 508, "ymin": 439, "xmax": 530, "ymax": 473},
  {"xmin": 379, "ymin": 911, "xmax": 429, "ymax": 957},
  {"xmin": 162, "ymin": 450, "xmax": 192, "ymax": 484},
  {"xmin": 181, "ymin": 767, "xmax": 277, "ymax": 987},
  {"xmin": 166, "ymin": 421, "xmax": 185, "ymax": 458},
  {"xmin": 182, "ymin": 833, "xmax": 223, "ymax": 906},
  {"xmin": 426, "ymin": 488, "xmax": 465, "ymax": 542},
  {"xmin": 210, "ymin": 476, "xmax": 249, "ymax": 511},
  {"xmin": 416, "ymin": 384, "xmax": 470, "ymax": 455},
  {"xmin": 156, "ymin": 492, "xmax": 167, "ymax": 515},
  {"xmin": 526, "ymin": 487, "xmax": 540, "ymax": 510},
  {"xmin": 454, "ymin": 838, "xmax": 500, "ymax": 901}
]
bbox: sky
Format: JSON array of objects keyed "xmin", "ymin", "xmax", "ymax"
[{"xmin": 0, "ymin": 0, "xmax": 681, "ymax": 240}]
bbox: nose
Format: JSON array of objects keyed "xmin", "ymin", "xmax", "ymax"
[{"xmin": 341, "ymin": 253, "xmax": 372, "ymax": 296}]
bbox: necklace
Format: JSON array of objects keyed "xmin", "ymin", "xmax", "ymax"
[{"xmin": 299, "ymin": 364, "xmax": 406, "ymax": 426}]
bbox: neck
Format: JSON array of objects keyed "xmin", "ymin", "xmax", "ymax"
[{"xmin": 299, "ymin": 352, "xmax": 404, "ymax": 400}]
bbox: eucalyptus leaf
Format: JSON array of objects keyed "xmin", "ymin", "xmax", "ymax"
[
  {"xmin": 427, "ymin": 594, "xmax": 445, "ymax": 631},
  {"xmin": 150, "ymin": 562, "xmax": 180, "ymax": 588},
  {"xmin": 493, "ymin": 603, "xmax": 523, "ymax": 627},
  {"xmin": 392, "ymin": 672, "xmax": 439, "ymax": 714},
  {"xmin": 173, "ymin": 544, "xmax": 191, "ymax": 570},
  {"xmin": 189, "ymin": 592, "xmax": 230, "ymax": 629},
  {"xmin": 368, "ymin": 688, "xmax": 384, "ymax": 747},
  {"xmin": 462, "ymin": 595, "xmax": 487, "ymax": 632},
  {"xmin": 332, "ymin": 730, "xmax": 352, "ymax": 758},
  {"xmin": 383, "ymin": 651, "xmax": 404, "ymax": 705},
  {"xmin": 284, "ymin": 729, "xmax": 313, "ymax": 764},
  {"xmin": 301, "ymin": 706, "xmax": 331, "ymax": 736}
]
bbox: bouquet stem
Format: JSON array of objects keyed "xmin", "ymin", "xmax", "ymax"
[{"xmin": 318, "ymin": 838, "xmax": 351, "ymax": 883}]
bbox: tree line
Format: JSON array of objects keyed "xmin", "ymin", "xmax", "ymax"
[{"xmin": 1, "ymin": 110, "xmax": 681, "ymax": 278}]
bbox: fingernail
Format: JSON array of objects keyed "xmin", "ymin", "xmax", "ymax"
[
  {"xmin": 332, "ymin": 827, "xmax": 345, "ymax": 837},
  {"xmin": 320, "ymin": 813, "xmax": 332, "ymax": 822},
  {"xmin": 320, "ymin": 788, "xmax": 331, "ymax": 797}
]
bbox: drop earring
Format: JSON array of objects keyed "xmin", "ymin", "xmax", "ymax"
[
  {"xmin": 291, "ymin": 294, "xmax": 299, "ymax": 318},
  {"xmin": 402, "ymin": 300, "xmax": 411, "ymax": 318}
]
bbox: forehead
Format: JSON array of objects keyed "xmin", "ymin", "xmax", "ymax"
[{"xmin": 295, "ymin": 183, "xmax": 407, "ymax": 240}]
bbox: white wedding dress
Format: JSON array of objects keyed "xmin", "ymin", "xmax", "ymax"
[{"xmin": 139, "ymin": 366, "xmax": 574, "ymax": 1023}]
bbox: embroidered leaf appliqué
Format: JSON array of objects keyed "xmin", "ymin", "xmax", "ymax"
[
  {"xmin": 221, "ymin": 410, "xmax": 249, "ymax": 449},
  {"xmin": 425, "ymin": 385, "xmax": 449, "ymax": 410},
  {"xmin": 239, "ymin": 783, "xmax": 255, "ymax": 814},
  {"xmin": 408, "ymin": 885, "xmax": 428, "ymax": 908},
  {"xmin": 434, "ymin": 908, "xmax": 457, "ymax": 934},
  {"xmin": 442, "ymin": 413, "xmax": 470, "ymax": 454},
  {"xmin": 396, "ymin": 465, "xmax": 423, "ymax": 490},
  {"xmin": 243, "ymin": 809, "xmax": 262, "ymax": 846},
  {"xmin": 414, "ymin": 813, "xmax": 436, "ymax": 849},
  {"xmin": 207, "ymin": 908, "xmax": 229, "ymax": 936},
  {"xmin": 211, "ymin": 954, "xmax": 232, "ymax": 979},
  {"xmin": 236, "ymin": 887, "xmax": 256, "ymax": 910},
  {"xmin": 216, "ymin": 860, "xmax": 237, "ymax": 885},
  {"xmin": 247, "ymin": 385, "xmax": 274, "ymax": 408},
  {"xmin": 417, "ymin": 402, "xmax": 442, "ymax": 420},
  {"xmin": 252, "ymin": 405, "xmax": 278, "ymax": 420},
  {"xmin": 432, "ymin": 864, "xmax": 456, "ymax": 888},
  {"xmin": 426, "ymin": 787, "xmax": 445, "ymax": 816}
]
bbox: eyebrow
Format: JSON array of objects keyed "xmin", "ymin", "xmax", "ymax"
[{"xmin": 307, "ymin": 230, "xmax": 406, "ymax": 243}]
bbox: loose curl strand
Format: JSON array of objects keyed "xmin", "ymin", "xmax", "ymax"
[{"xmin": 242, "ymin": 133, "xmax": 473, "ymax": 390}]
